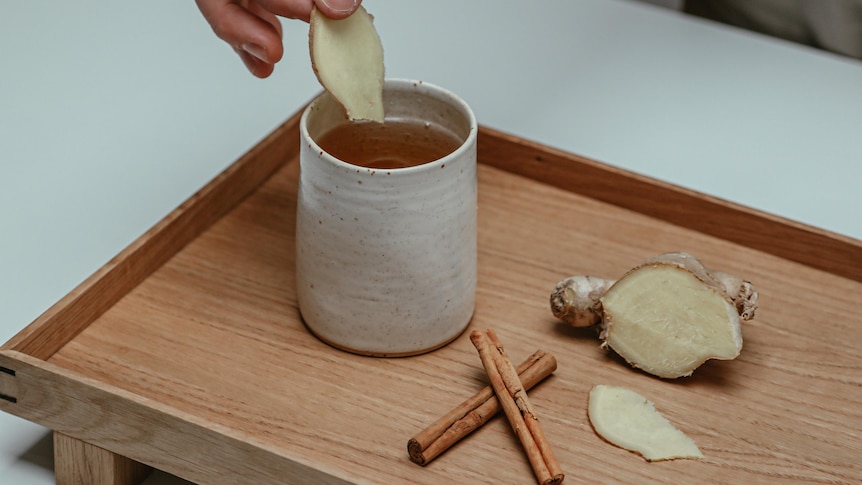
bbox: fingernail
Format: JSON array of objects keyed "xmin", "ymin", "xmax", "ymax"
[
  {"xmin": 241, "ymin": 43, "xmax": 268, "ymax": 63},
  {"xmin": 320, "ymin": 0, "xmax": 357, "ymax": 14}
]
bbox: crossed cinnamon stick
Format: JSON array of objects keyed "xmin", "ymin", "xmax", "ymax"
[{"xmin": 407, "ymin": 329, "xmax": 564, "ymax": 485}]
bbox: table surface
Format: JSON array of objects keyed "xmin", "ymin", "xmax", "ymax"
[{"xmin": 2, "ymin": 1, "xmax": 860, "ymax": 483}]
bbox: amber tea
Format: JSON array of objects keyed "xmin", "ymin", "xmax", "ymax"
[{"xmin": 315, "ymin": 118, "xmax": 463, "ymax": 169}]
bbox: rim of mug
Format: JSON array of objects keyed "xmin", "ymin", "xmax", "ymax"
[{"xmin": 300, "ymin": 78, "xmax": 477, "ymax": 173}]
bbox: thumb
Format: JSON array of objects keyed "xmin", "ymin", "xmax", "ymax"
[{"xmin": 313, "ymin": 0, "xmax": 361, "ymax": 19}]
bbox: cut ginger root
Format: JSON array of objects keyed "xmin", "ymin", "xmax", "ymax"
[
  {"xmin": 309, "ymin": 5, "xmax": 385, "ymax": 122},
  {"xmin": 588, "ymin": 385, "xmax": 703, "ymax": 462},
  {"xmin": 550, "ymin": 252, "xmax": 758, "ymax": 378}
]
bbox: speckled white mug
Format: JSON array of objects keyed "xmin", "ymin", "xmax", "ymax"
[{"xmin": 296, "ymin": 79, "xmax": 477, "ymax": 357}]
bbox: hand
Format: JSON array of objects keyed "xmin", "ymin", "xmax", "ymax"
[{"xmin": 196, "ymin": 0, "xmax": 361, "ymax": 78}]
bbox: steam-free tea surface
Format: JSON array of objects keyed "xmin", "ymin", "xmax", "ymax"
[{"xmin": 315, "ymin": 119, "xmax": 463, "ymax": 169}]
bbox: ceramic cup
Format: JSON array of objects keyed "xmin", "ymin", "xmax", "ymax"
[{"xmin": 296, "ymin": 79, "xmax": 478, "ymax": 357}]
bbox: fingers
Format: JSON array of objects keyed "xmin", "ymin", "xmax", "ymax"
[
  {"xmin": 254, "ymin": 0, "xmax": 361, "ymax": 21},
  {"xmin": 234, "ymin": 46, "xmax": 276, "ymax": 78},
  {"xmin": 197, "ymin": 0, "xmax": 285, "ymax": 78},
  {"xmin": 196, "ymin": 0, "xmax": 364, "ymax": 77},
  {"xmin": 248, "ymin": 1, "xmax": 284, "ymax": 37},
  {"xmin": 313, "ymin": 0, "xmax": 362, "ymax": 19},
  {"xmin": 255, "ymin": 0, "xmax": 315, "ymax": 21}
]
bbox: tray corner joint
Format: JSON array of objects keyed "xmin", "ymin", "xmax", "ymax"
[{"xmin": 0, "ymin": 365, "xmax": 18, "ymax": 404}]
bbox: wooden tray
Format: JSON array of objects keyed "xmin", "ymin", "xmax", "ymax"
[{"xmin": 2, "ymin": 104, "xmax": 860, "ymax": 484}]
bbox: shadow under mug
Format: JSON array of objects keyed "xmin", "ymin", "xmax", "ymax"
[{"xmin": 296, "ymin": 79, "xmax": 478, "ymax": 357}]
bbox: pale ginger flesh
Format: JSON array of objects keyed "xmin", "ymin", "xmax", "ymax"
[
  {"xmin": 602, "ymin": 263, "xmax": 742, "ymax": 378},
  {"xmin": 550, "ymin": 252, "xmax": 757, "ymax": 378},
  {"xmin": 588, "ymin": 385, "xmax": 703, "ymax": 462},
  {"xmin": 309, "ymin": 6, "xmax": 385, "ymax": 122}
]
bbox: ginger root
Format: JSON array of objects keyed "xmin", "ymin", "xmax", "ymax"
[
  {"xmin": 588, "ymin": 385, "xmax": 703, "ymax": 461},
  {"xmin": 550, "ymin": 252, "xmax": 758, "ymax": 378}
]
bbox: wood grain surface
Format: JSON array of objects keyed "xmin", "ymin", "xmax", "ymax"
[
  {"xmin": 477, "ymin": 127, "xmax": 862, "ymax": 283},
  {"xmin": 1, "ymin": 114, "xmax": 860, "ymax": 484},
  {"xmin": 54, "ymin": 432, "xmax": 152, "ymax": 485}
]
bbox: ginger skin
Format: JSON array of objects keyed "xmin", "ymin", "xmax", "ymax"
[
  {"xmin": 550, "ymin": 252, "xmax": 759, "ymax": 378},
  {"xmin": 550, "ymin": 275, "xmax": 615, "ymax": 328}
]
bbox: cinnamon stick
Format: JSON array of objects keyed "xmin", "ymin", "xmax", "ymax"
[
  {"xmin": 471, "ymin": 329, "xmax": 564, "ymax": 485},
  {"xmin": 408, "ymin": 349, "xmax": 557, "ymax": 465}
]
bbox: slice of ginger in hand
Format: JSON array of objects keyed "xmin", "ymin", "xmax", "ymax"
[
  {"xmin": 309, "ymin": 6, "xmax": 385, "ymax": 122},
  {"xmin": 588, "ymin": 384, "xmax": 703, "ymax": 462}
]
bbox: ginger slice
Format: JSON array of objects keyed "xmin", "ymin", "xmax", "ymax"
[
  {"xmin": 588, "ymin": 385, "xmax": 703, "ymax": 462},
  {"xmin": 309, "ymin": 6, "xmax": 385, "ymax": 122},
  {"xmin": 550, "ymin": 252, "xmax": 757, "ymax": 378}
]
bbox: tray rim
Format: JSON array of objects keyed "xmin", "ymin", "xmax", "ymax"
[
  {"xmin": 5, "ymin": 106, "xmax": 859, "ymax": 361},
  {"xmin": 1, "ymin": 108, "xmax": 302, "ymax": 362},
  {"xmin": 1, "ymin": 102, "xmax": 860, "ymax": 483},
  {"xmin": 0, "ymin": 349, "xmax": 352, "ymax": 484},
  {"xmin": 478, "ymin": 127, "xmax": 862, "ymax": 282}
]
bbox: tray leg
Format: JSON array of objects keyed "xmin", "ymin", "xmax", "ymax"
[{"xmin": 54, "ymin": 432, "xmax": 152, "ymax": 485}]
